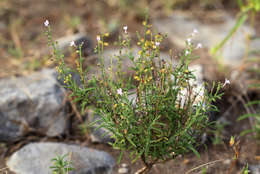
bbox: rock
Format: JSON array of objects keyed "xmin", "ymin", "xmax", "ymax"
[
  {"xmin": 171, "ymin": 64, "xmax": 205, "ymax": 108},
  {"xmin": 45, "ymin": 33, "xmax": 93, "ymax": 57},
  {"xmin": 7, "ymin": 142, "xmax": 115, "ymax": 174},
  {"xmin": 56, "ymin": 71, "xmax": 82, "ymax": 89},
  {"xmin": 89, "ymin": 47, "xmax": 175, "ymax": 82},
  {"xmin": 222, "ymin": 159, "xmax": 231, "ymax": 165},
  {"xmin": 0, "ymin": 69, "xmax": 68, "ymax": 142},
  {"xmin": 102, "ymin": 48, "xmax": 134, "ymax": 71},
  {"xmin": 57, "ymin": 33, "xmax": 93, "ymax": 56},
  {"xmin": 250, "ymin": 38, "xmax": 260, "ymax": 56},
  {"xmin": 118, "ymin": 167, "xmax": 129, "ymax": 174},
  {"xmin": 153, "ymin": 11, "xmax": 255, "ymax": 67},
  {"xmin": 87, "ymin": 109, "xmax": 114, "ymax": 144},
  {"xmin": 0, "ymin": 21, "xmax": 6, "ymax": 31},
  {"xmin": 96, "ymin": 47, "xmax": 173, "ymax": 74},
  {"xmin": 121, "ymin": 163, "xmax": 128, "ymax": 168},
  {"xmin": 118, "ymin": 163, "xmax": 130, "ymax": 173},
  {"xmin": 248, "ymin": 164, "xmax": 260, "ymax": 174},
  {"xmin": 86, "ymin": 90, "xmax": 139, "ymax": 144}
]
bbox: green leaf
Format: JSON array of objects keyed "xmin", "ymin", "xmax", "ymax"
[
  {"xmin": 131, "ymin": 150, "xmax": 144, "ymax": 163},
  {"xmin": 211, "ymin": 14, "xmax": 248, "ymax": 55},
  {"xmin": 245, "ymin": 100, "xmax": 260, "ymax": 106},
  {"xmin": 240, "ymin": 129, "xmax": 255, "ymax": 136},
  {"xmin": 126, "ymin": 136, "xmax": 137, "ymax": 147},
  {"xmin": 237, "ymin": 113, "xmax": 260, "ymax": 121},
  {"xmin": 117, "ymin": 151, "xmax": 124, "ymax": 164},
  {"xmin": 237, "ymin": 0, "xmax": 244, "ymax": 9},
  {"xmin": 189, "ymin": 146, "xmax": 200, "ymax": 159},
  {"xmin": 248, "ymin": 83, "xmax": 260, "ymax": 89}
]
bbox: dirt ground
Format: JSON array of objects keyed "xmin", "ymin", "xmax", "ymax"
[{"xmin": 0, "ymin": 0, "xmax": 260, "ymax": 173}]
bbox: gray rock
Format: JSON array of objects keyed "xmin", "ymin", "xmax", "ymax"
[
  {"xmin": 94, "ymin": 47, "xmax": 173, "ymax": 76},
  {"xmin": 0, "ymin": 21, "xmax": 6, "ymax": 31},
  {"xmin": 153, "ymin": 11, "xmax": 255, "ymax": 67},
  {"xmin": 250, "ymin": 38, "xmax": 260, "ymax": 55},
  {"xmin": 248, "ymin": 164, "xmax": 260, "ymax": 174},
  {"xmin": 0, "ymin": 69, "xmax": 68, "ymax": 142},
  {"xmin": 43, "ymin": 33, "xmax": 93, "ymax": 57},
  {"xmin": 118, "ymin": 163, "xmax": 130, "ymax": 174},
  {"xmin": 87, "ymin": 109, "xmax": 114, "ymax": 144},
  {"xmin": 87, "ymin": 90, "xmax": 138, "ymax": 144},
  {"xmin": 118, "ymin": 167, "xmax": 129, "ymax": 174},
  {"xmin": 7, "ymin": 142, "xmax": 115, "ymax": 174},
  {"xmin": 57, "ymin": 33, "xmax": 93, "ymax": 56}
]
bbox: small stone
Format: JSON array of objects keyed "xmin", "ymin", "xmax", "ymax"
[
  {"xmin": 0, "ymin": 69, "xmax": 68, "ymax": 142},
  {"xmin": 7, "ymin": 142, "xmax": 115, "ymax": 174},
  {"xmin": 122, "ymin": 163, "xmax": 128, "ymax": 168},
  {"xmin": 223, "ymin": 159, "xmax": 231, "ymax": 165},
  {"xmin": 87, "ymin": 109, "xmax": 114, "ymax": 144},
  {"xmin": 248, "ymin": 164, "xmax": 260, "ymax": 174},
  {"xmin": 43, "ymin": 33, "xmax": 93, "ymax": 57},
  {"xmin": 118, "ymin": 167, "xmax": 129, "ymax": 174}
]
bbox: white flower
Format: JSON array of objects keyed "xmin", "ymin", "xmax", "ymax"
[
  {"xmin": 195, "ymin": 43, "xmax": 202, "ymax": 49},
  {"xmin": 44, "ymin": 20, "xmax": 49, "ymax": 27},
  {"xmin": 155, "ymin": 41, "xmax": 160, "ymax": 48},
  {"xmin": 187, "ymin": 38, "xmax": 192, "ymax": 45},
  {"xmin": 223, "ymin": 78, "xmax": 230, "ymax": 87},
  {"xmin": 70, "ymin": 41, "xmax": 76, "ymax": 47},
  {"xmin": 191, "ymin": 29, "xmax": 199, "ymax": 37},
  {"xmin": 185, "ymin": 50, "xmax": 190, "ymax": 56},
  {"xmin": 193, "ymin": 29, "xmax": 198, "ymax": 35},
  {"xmin": 117, "ymin": 88, "xmax": 123, "ymax": 95},
  {"xmin": 97, "ymin": 35, "xmax": 101, "ymax": 42},
  {"xmin": 123, "ymin": 25, "xmax": 128, "ymax": 33}
]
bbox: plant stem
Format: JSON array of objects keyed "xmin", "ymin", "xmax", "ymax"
[{"xmin": 135, "ymin": 164, "xmax": 153, "ymax": 174}]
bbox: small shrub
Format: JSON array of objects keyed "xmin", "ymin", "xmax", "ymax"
[
  {"xmin": 50, "ymin": 153, "xmax": 74, "ymax": 174},
  {"xmin": 45, "ymin": 18, "xmax": 224, "ymax": 173}
]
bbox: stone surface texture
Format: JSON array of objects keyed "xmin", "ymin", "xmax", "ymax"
[
  {"xmin": 7, "ymin": 142, "xmax": 115, "ymax": 174},
  {"xmin": 90, "ymin": 48, "xmax": 173, "ymax": 77},
  {"xmin": 56, "ymin": 33, "xmax": 93, "ymax": 57},
  {"xmin": 249, "ymin": 164, "xmax": 260, "ymax": 174},
  {"xmin": 153, "ymin": 11, "xmax": 256, "ymax": 67},
  {"xmin": 87, "ymin": 109, "xmax": 114, "ymax": 144},
  {"xmin": 0, "ymin": 69, "xmax": 68, "ymax": 142}
]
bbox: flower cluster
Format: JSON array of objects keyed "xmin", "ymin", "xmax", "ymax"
[
  {"xmin": 185, "ymin": 29, "xmax": 203, "ymax": 52},
  {"xmin": 63, "ymin": 74, "xmax": 72, "ymax": 84},
  {"xmin": 96, "ymin": 33, "xmax": 109, "ymax": 46}
]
